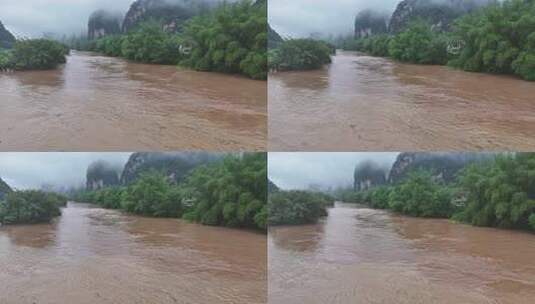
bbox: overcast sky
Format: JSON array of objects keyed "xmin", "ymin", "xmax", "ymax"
[
  {"xmin": 269, "ymin": 0, "xmax": 400, "ymax": 38},
  {"xmin": 0, "ymin": 153, "xmax": 131, "ymax": 190},
  {"xmin": 0, "ymin": 0, "xmax": 133, "ymax": 38},
  {"xmin": 268, "ymin": 153, "xmax": 399, "ymax": 190}
]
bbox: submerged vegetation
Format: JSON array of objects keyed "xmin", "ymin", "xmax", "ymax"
[
  {"xmin": 268, "ymin": 39, "xmax": 334, "ymax": 71},
  {"xmin": 341, "ymin": 0, "xmax": 535, "ymax": 81},
  {"xmin": 268, "ymin": 190, "xmax": 334, "ymax": 226},
  {"xmin": 0, "ymin": 39, "xmax": 69, "ymax": 71},
  {"xmin": 0, "ymin": 191, "xmax": 67, "ymax": 225},
  {"xmin": 343, "ymin": 153, "xmax": 535, "ymax": 232},
  {"xmin": 82, "ymin": 0, "xmax": 267, "ymax": 79},
  {"xmin": 74, "ymin": 153, "xmax": 268, "ymax": 231}
]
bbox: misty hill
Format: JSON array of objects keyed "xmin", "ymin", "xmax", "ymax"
[
  {"xmin": 88, "ymin": 10, "xmax": 122, "ymax": 40},
  {"xmin": 389, "ymin": 152, "xmax": 491, "ymax": 184},
  {"xmin": 354, "ymin": 9, "xmax": 388, "ymax": 39},
  {"xmin": 120, "ymin": 152, "xmax": 222, "ymax": 185},
  {"xmin": 0, "ymin": 177, "xmax": 13, "ymax": 200},
  {"xmin": 354, "ymin": 161, "xmax": 388, "ymax": 191},
  {"xmin": 389, "ymin": 0, "xmax": 491, "ymax": 33},
  {"xmin": 122, "ymin": 0, "xmax": 217, "ymax": 33},
  {"xmin": 86, "ymin": 160, "xmax": 121, "ymax": 190},
  {"xmin": 268, "ymin": 179, "xmax": 279, "ymax": 193},
  {"xmin": 268, "ymin": 24, "xmax": 283, "ymax": 49},
  {"xmin": 0, "ymin": 21, "xmax": 16, "ymax": 48}
]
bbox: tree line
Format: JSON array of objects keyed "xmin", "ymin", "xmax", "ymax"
[
  {"xmin": 340, "ymin": 0, "xmax": 535, "ymax": 81},
  {"xmin": 75, "ymin": 0, "xmax": 267, "ymax": 79},
  {"xmin": 341, "ymin": 153, "xmax": 535, "ymax": 232},
  {"xmin": 73, "ymin": 153, "xmax": 268, "ymax": 231}
]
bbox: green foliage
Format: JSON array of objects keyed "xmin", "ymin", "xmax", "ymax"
[
  {"xmin": 120, "ymin": 21, "xmax": 183, "ymax": 64},
  {"xmin": 9, "ymin": 39, "xmax": 69, "ymax": 70},
  {"xmin": 0, "ymin": 48, "xmax": 13, "ymax": 69},
  {"xmin": 388, "ymin": 20, "xmax": 449, "ymax": 65},
  {"xmin": 268, "ymin": 38, "xmax": 333, "ymax": 71},
  {"xmin": 94, "ymin": 35, "xmax": 125, "ymax": 57},
  {"xmin": 454, "ymin": 154, "xmax": 535, "ymax": 230},
  {"xmin": 74, "ymin": 153, "xmax": 267, "ymax": 231},
  {"xmin": 449, "ymin": 0, "xmax": 535, "ymax": 80},
  {"xmin": 268, "ymin": 190, "xmax": 334, "ymax": 226},
  {"xmin": 348, "ymin": 34, "xmax": 392, "ymax": 57},
  {"xmin": 387, "ymin": 170, "xmax": 455, "ymax": 217},
  {"xmin": 182, "ymin": 153, "xmax": 267, "ymax": 230},
  {"xmin": 179, "ymin": 0, "xmax": 267, "ymax": 79},
  {"xmin": 0, "ymin": 190, "xmax": 65, "ymax": 224}
]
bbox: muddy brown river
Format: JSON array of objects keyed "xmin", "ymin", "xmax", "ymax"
[
  {"xmin": 0, "ymin": 51, "xmax": 267, "ymax": 151},
  {"xmin": 269, "ymin": 203, "xmax": 535, "ymax": 304},
  {"xmin": 0, "ymin": 202, "xmax": 267, "ymax": 304},
  {"xmin": 269, "ymin": 51, "xmax": 535, "ymax": 151}
]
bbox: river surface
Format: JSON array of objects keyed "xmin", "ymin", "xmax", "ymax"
[
  {"xmin": 0, "ymin": 51, "xmax": 267, "ymax": 151},
  {"xmin": 0, "ymin": 202, "xmax": 267, "ymax": 304},
  {"xmin": 269, "ymin": 203, "xmax": 535, "ymax": 304},
  {"xmin": 269, "ymin": 51, "xmax": 535, "ymax": 151}
]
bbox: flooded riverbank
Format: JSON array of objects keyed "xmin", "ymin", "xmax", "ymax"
[
  {"xmin": 0, "ymin": 202, "xmax": 267, "ymax": 304},
  {"xmin": 0, "ymin": 51, "xmax": 267, "ymax": 151},
  {"xmin": 269, "ymin": 202, "xmax": 535, "ymax": 304},
  {"xmin": 269, "ymin": 51, "xmax": 535, "ymax": 151}
]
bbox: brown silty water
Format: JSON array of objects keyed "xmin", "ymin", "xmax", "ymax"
[
  {"xmin": 269, "ymin": 202, "xmax": 535, "ymax": 304},
  {"xmin": 0, "ymin": 51, "xmax": 267, "ymax": 151},
  {"xmin": 0, "ymin": 202, "xmax": 267, "ymax": 304},
  {"xmin": 269, "ymin": 51, "xmax": 535, "ymax": 151}
]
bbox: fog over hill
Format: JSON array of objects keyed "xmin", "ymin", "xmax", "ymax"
[{"xmin": 0, "ymin": 153, "xmax": 131, "ymax": 190}]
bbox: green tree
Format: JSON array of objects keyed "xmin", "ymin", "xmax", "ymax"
[
  {"xmin": 0, "ymin": 190, "xmax": 64, "ymax": 224},
  {"xmin": 268, "ymin": 190, "xmax": 333, "ymax": 226},
  {"xmin": 180, "ymin": 0, "xmax": 267, "ymax": 79},
  {"xmin": 269, "ymin": 38, "xmax": 333, "ymax": 71}
]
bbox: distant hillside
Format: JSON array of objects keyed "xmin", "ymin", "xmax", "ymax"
[
  {"xmin": 120, "ymin": 152, "xmax": 223, "ymax": 185},
  {"xmin": 388, "ymin": 0, "xmax": 491, "ymax": 33},
  {"xmin": 86, "ymin": 160, "xmax": 121, "ymax": 190},
  {"xmin": 389, "ymin": 152, "xmax": 492, "ymax": 184},
  {"xmin": 0, "ymin": 20, "xmax": 16, "ymax": 48},
  {"xmin": 88, "ymin": 10, "xmax": 122, "ymax": 39},
  {"xmin": 0, "ymin": 177, "xmax": 13, "ymax": 200},
  {"xmin": 122, "ymin": 0, "xmax": 217, "ymax": 33}
]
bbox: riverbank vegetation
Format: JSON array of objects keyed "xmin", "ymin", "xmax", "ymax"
[
  {"xmin": 73, "ymin": 153, "xmax": 268, "ymax": 231},
  {"xmin": 268, "ymin": 39, "xmax": 335, "ymax": 71},
  {"xmin": 268, "ymin": 190, "xmax": 334, "ymax": 226},
  {"xmin": 341, "ymin": 0, "xmax": 535, "ymax": 81},
  {"xmin": 0, "ymin": 191, "xmax": 67, "ymax": 225},
  {"xmin": 0, "ymin": 39, "xmax": 69, "ymax": 71},
  {"xmin": 79, "ymin": 0, "xmax": 267, "ymax": 79},
  {"xmin": 343, "ymin": 153, "xmax": 535, "ymax": 232}
]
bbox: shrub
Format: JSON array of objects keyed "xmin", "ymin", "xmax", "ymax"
[
  {"xmin": 0, "ymin": 190, "xmax": 63, "ymax": 224},
  {"xmin": 10, "ymin": 39, "xmax": 69, "ymax": 70}
]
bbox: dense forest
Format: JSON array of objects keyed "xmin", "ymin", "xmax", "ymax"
[
  {"xmin": 341, "ymin": 0, "xmax": 535, "ymax": 80},
  {"xmin": 0, "ymin": 191, "xmax": 67, "ymax": 225},
  {"xmin": 73, "ymin": 153, "xmax": 268, "ymax": 231},
  {"xmin": 343, "ymin": 153, "xmax": 535, "ymax": 232},
  {"xmin": 78, "ymin": 0, "xmax": 267, "ymax": 79}
]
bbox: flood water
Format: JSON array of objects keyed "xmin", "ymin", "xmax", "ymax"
[
  {"xmin": 0, "ymin": 202, "xmax": 267, "ymax": 304},
  {"xmin": 269, "ymin": 51, "xmax": 535, "ymax": 151},
  {"xmin": 269, "ymin": 203, "xmax": 535, "ymax": 304},
  {"xmin": 0, "ymin": 51, "xmax": 267, "ymax": 151}
]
